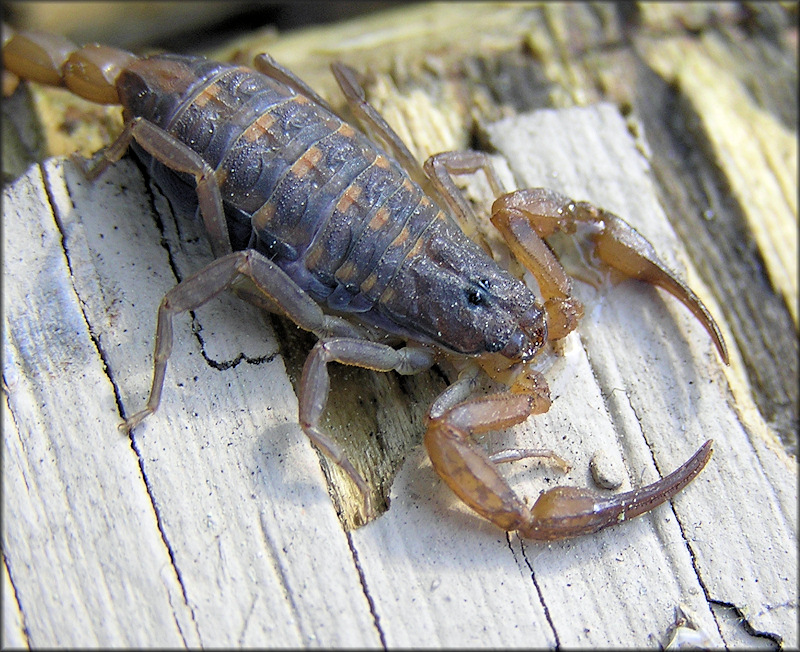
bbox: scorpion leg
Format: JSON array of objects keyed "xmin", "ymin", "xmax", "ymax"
[
  {"xmin": 425, "ymin": 386, "xmax": 714, "ymax": 540},
  {"xmin": 489, "ymin": 448, "xmax": 569, "ymax": 470},
  {"xmin": 75, "ymin": 116, "xmax": 233, "ymax": 259},
  {"xmin": 330, "ymin": 62, "xmax": 434, "ymax": 194},
  {"xmin": 252, "ymin": 53, "xmax": 334, "ymax": 113},
  {"xmin": 300, "ymin": 338, "xmax": 435, "ymax": 518},
  {"xmin": 122, "ymin": 250, "xmax": 363, "ymax": 432},
  {"xmin": 492, "ymin": 188, "xmax": 729, "ymax": 363},
  {"xmin": 421, "ymin": 151, "xmax": 502, "ymax": 253},
  {"xmin": 429, "ymin": 362, "xmax": 568, "ymax": 471},
  {"xmin": 423, "ymin": 150, "xmax": 505, "ymax": 227}
]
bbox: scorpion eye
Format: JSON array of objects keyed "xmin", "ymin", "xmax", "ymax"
[
  {"xmin": 466, "ymin": 278, "xmax": 492, "ymax": 306},
  {"xmin": 466, "ymin": 288, "xmax": 485, "ymax": 306}
]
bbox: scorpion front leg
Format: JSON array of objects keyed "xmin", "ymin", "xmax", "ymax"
[
  {"xmin": 425, "ymin": 382, "xmax": 714, "ymax": 540},
  {"xmin": 330, "ymin": 62, "xmax": 438, "ymax": 197},
  {"xmin": 424, "ymin": 151, "xmax": 584, "ymax": 341}
]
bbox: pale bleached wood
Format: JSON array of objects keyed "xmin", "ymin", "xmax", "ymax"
[
  {"xmin": 6, "ymin": 102, "xmax": 794, "ymax": 649},
  {"xmin": 3, "ymin": 165, "xmax": 195, "ymax": 646},
  {"xmin": 3, "ymin": 160, "xmax": 380, "ymax": 647},
  {"xmin": 2, "ymin": 551, "xmax": 27, "ymax": 647}
]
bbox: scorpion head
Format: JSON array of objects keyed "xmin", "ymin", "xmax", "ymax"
[{"xmin": 380, "ymin": 217, "xmax": 547, "ymax": 362}]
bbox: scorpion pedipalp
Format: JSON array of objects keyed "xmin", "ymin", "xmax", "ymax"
[
  {"xmin": 523, "ymin": 440, "xmax": 712, "ymax": 540},
  {"xmin": 491, "ymin": 187, "xmax": 729, "ymax": 364},
  {"xmin": 425, "ymin": 387, "xmax": 713, "ymax": 540}
]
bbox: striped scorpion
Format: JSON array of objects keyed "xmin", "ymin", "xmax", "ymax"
[{"xmin": 3, "ymin": 26, "xmax": 728, "ymax": 541}]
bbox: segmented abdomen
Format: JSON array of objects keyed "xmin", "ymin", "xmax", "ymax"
[{"xmin": 122, "ymin": 54, "xmax": 444, "ymax": 316}]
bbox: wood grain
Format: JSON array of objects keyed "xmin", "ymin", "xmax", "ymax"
[
  {"xmin": 3, "ymin": 2, "xmax": 797, "ymax": 648},
  {"xmin": 5, "ymin": 102, "xmax": 795, "ymax": 648}
]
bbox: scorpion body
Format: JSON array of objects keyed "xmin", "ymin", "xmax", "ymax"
[
  {"xmin": 3, "ymin": 26, "xmax": 728, "ymax": 541},
  {"xmin": 118, "ymin": 53, "xmax": 541, "ymax": 358}
]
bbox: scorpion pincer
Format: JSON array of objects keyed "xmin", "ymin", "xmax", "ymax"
[{"xmin": 3, "ymin": 26, "xmax": 729, "ymax": 541}]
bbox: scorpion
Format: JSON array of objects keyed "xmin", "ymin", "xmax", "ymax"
[{"xmin": 3, "ymin": 26, "xmax": 728, "ymax": 541}]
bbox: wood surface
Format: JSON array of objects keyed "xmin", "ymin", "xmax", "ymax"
[{"xmin": 3, "ymin": 2, "xmax": 797, "ymax": 649}]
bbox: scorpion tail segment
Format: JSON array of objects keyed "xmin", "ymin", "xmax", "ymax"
[
  {"xmin": 491, "ymin": 189, "xmax": 728, "ymax": 364},
  {"xmin": 3, "ymin": 28, "xmax": 75, "ymax": 88},
  {"xmin": 3, "ymin": 27, "xmax": 135, "ymax": 104},
  {"xmin": 521, "ymin": 440, "xmax": 714, "ymax": 541}
]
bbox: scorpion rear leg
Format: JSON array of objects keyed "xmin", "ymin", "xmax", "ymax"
[
  {"xmin": 74, "ymin": 116, "xmax": 234, "ymax": 259},
  {"xmin": 300, "ymin": 338, "xmax": 435, "ymax": 519},
  {"xmin": 122, "ymin": 249, "xmax": 363, "ymax": 432}
]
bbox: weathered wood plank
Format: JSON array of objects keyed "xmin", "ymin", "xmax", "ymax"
[
  {"xmin": 5, "ymin": 101, "xmax": 795, "ymax": 647},
  {"xmin": 4, "ymin": 160, "xmax": 380, "ymax": 646},
  {"xmin": 3, "ymin": 2, "xmax": 797, "ymax": 649},
  {"xmin": 3, "ymin": 165, "xmax": 196, "ymax": 646}
]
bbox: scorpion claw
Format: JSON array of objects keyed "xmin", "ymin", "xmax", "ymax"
[
  {"xmin": 426, "ymin": 390, "xmax": 713, "ymax": 541},
  {"xmin": 491, "ymin": 189, "xmax": 729, "ymax": 365},
  {"xmin": 521, "ymin": 440, "xmax": 713, "ymax": 540}
]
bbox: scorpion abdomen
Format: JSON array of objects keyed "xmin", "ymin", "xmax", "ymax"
[{"xmin": 119, "ymin": 54, "xmax": 471, "ymax": 327}]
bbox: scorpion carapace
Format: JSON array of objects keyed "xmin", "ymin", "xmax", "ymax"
[{"xmin": 3, "ymin": 26, "xmax": 729, "ymax": 541}]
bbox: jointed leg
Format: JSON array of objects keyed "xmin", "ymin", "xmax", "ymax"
[
  {"xmin": 74, "ymin": 116, "xmax": 233, "ymax": 258},
  {"xmin": 253, "ymin": 53, "xmax": 334, "ymax": 113},
  {"xmin": 423, "ymin": 150, "xmax": 505, "ymax": 226},
  {"xmin": 492, "ymin": 188, "xmax": 729, "ymax": 363},
  {"xmin": 330, "ymin": 62, "xmax": 435, "ymax": 195},
  {"xmin": 122, "ymin": 250, "xmax": 364, "ymax": 432},
  {"xmin": 424, "ymin": 150, "xmax": 584, "ymax": 340},
  {"xmin": 300, "ymin": 338, "xmax": 435, "ymax": 518}
]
